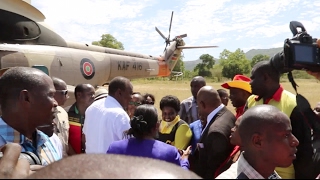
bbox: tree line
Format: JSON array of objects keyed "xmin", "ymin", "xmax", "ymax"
[{"xmin": 93, "ymin": 34, "xmax": 313, "ymax": 81}]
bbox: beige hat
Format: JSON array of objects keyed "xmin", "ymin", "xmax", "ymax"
[{"xmin": 94, "ymin": 88, "xmax": 108, "ymax": 101}]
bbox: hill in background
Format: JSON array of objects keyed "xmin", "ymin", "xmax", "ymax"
[
  {"xmin": 245, "ymin": 47, "xmax": 282, "ymax": 60},
  {"xmin": 184, "ymin": 47, "xmax": 282, "ymax": 71}
]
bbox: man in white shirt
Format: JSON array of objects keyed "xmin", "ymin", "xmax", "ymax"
[{"xmin": 83, "ymin": 76, "xmax": 133, "ymax": 154}]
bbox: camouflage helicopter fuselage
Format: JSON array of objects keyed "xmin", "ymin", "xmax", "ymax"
[{"xmin": 0, "ymin": 0, "xmax": 184, "ymax": 107}]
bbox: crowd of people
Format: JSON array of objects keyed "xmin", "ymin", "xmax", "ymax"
[{"xmin": 0, "ymin": 57, "xmax": 320, "ymax": 179}]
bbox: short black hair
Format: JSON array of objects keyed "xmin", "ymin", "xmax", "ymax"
[
  {"xmin": 52, "ymin": 77, "xmax": 66, "ymax": 89},
  {"xmin": 108, "ymin": 76, "xmax": 130, "ymax": 96},
  {"xmin": 217, "ymin": 89, "xmax": 228, "ymax": 97},
  {"xmin": 159, "ymin": 95, "xmax": 180, "ymax": 112},
  {"xmin": 142, "ymin": 93, "xmax": 156, "ymax": 103},
  {"xmin": 74, "ymin": 84, "xmax": 92, "ymax": 98},
  {"xmin": 0, "ymin": 67, "xmax": 47, "ymax": 110}
]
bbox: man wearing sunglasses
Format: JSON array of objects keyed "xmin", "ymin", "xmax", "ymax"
[{"xmin": 52, "ymin": 77, "xmax": 70, "ymax": 158}]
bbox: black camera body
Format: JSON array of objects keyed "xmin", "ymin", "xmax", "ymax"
[{"xmin": 271, "ymin": 21, "xmax": 320, "ymax": 73}]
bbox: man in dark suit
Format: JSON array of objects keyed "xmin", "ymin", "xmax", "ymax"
[{"xmin": 193, "ymin": 86, "xmax": 236, "ymax": 179}]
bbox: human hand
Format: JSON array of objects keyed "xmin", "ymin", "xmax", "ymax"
[
  {"xmin": 307, "ymin": 71, "xmax": 320, "ymax": 81},
  {"xmin": 29, "ymin": 165, "xmax": 45, "ymax": 175},
  {"xmin": 313, "ymin": 102, "xmax": 320, "ymax": 118},
  {"xmin": 0, "ymin": 143, "xmax": 31, "ymax": 179},
  {"xmin": 179, "ymin": 145, "xmax": 192, "ymax": 160}
]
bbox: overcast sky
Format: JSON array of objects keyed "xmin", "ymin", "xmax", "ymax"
[{"xmin": 31, "ymin": 0, "xmax": 320, "ymax": 61}]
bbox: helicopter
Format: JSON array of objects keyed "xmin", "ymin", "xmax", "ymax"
[{"xmin": 0, "ymin": 0, "xmax": 218, "ymax": 107}]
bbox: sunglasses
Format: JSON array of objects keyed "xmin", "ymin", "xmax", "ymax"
[
  {"xmin": 129, "ymin": 101, "xmax": 142, "ymax": 106},
  {"xmin": 56, "ymin": 90, "xmax": 68, "ymax": 96}
]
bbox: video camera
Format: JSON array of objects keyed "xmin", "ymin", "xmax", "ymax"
[{"xmin": 270, "ymin": 21, "xmax": 320, "ymax": 74}]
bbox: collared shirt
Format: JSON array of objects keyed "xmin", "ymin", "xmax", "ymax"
[
  {"xmin": 179, "ymin": 96, "xmax": 199, "ymax": 124},
  {"xmin": 189, "ymin": 120, "xmax": 202, "ymax": 154},
  {"xmin": 235, "ymin": 105, "xmax": 245, "ymax": 119},
  {"xmin": 68, "ymin": 103, "xmax": 85, "ymax": 154},
  {"xmin": 254, "ymin": 85, "xmax": 283, "ymax": 104},
  {"xmin": 83, "ymin": 96, "xmax": 131, "ymax": 154},
  {"xmin": 237, "ymin": 152, "xmax": 281, "ymax": 179},
  {"xmin": 53, "ymin": 106, "xmax": 69, "ymax": 157},
  {"xmin": 159, "ymin": 115, "xmax": 180, "ymax": 133},
  {"xmin": 201, "ymin": 104, "xmax": 225, "ymax": 136},
  {"xmin": 0, "ymin": 117, "xmax": 62, "ymax": 166}
]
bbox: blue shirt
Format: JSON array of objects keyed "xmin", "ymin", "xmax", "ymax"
[
  {"xmin": 189, "ymin": 120, "xmax": 202, "ymax": 154},
  {"xmin": 0, "ymin": 117, "xmax": 62, "ymax": 166}
]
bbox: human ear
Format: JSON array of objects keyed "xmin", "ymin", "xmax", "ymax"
[
  {"xmin": 251, "ymin": 133, "xmax": 263, "ymax": 149},
  {"xmin": 19, "ymin": 90, "xmax": 30, "ymax": 103}
]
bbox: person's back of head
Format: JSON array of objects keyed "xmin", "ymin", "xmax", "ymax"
[
  {"xmin": 239, "ymin": 104, "xmax": 299, "ymax": 168},
  {"xmin": 108, "ymin": 76, "xmax": 133, "ymax": 108},
  {"xmin": 126, "ymin": 104, "xmax": 158, "ymax": 139},
  {"xmin": 197, "ymin": 86, "xmax": 222, "ymax": 117},
  {"xmin": 108, "ymin": 76, "xmax": 130, "ymax": 96},
  {"xmin": 27, "ymin": 154, "xmax": 202, "ymax": 179}
]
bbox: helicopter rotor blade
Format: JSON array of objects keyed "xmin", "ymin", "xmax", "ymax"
[
  {"xmin": 155, "ymin": 27, "xmax": 166, "ymax": 40},
  {"xmin": 176, "ymin": 34, "xmax": 187, "ymax": 38},
  {"xmin": 167, "ymin": 11, "xmax": 173, "ymax": 41},
  {"xmin": 177, "ymin": 45, "xmax": 219, "ymax": 49}
]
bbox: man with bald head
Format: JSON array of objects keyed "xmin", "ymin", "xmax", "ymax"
[
  {"xmin": 192, "ymin": 86, "xmax": 235, "ymax": 178},
  {"xmin": 28, "ymin": 154, "xmax": 202, "ymax": 179},
  {"xmin": 179, "ymin": 76, "xmax": 206, "ymax": 124},
  {"xmin": 237, "ymin": 104, "xmax": 299, "ymax": 179},
  {"xmin": 0, "ymin": 67, "xmax": 61, "ymax": 165}
]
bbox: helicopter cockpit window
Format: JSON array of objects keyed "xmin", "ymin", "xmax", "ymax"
[
  {"xmin": 32, "ymin": 65, "xmax": 49, "ymax": 75},
  {"xmin": 0, "ymin": 9, "xmax": 41, "ymax": 42}
]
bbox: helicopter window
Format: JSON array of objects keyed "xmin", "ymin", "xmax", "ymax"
[
  {"xmin": 32, "ymin": 65, "xmax": 49, "ymax": 75},
  {"xmin": 0, "ymin": 10, "xmax": 41, "ymax": 41}
]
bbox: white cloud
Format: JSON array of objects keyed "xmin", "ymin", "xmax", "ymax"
[{"xmin": 26, "ymin": 0, "xmax": 320, "ymax": 60}]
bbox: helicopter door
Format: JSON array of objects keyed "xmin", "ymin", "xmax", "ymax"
[{"xmin": 51, "ymin": 55, "xmax": 75, "ymax": 86}]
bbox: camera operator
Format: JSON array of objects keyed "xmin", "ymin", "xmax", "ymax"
[{"xmin": 251, "ymin": 21, "xmax": 320, "ymax": 179}]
